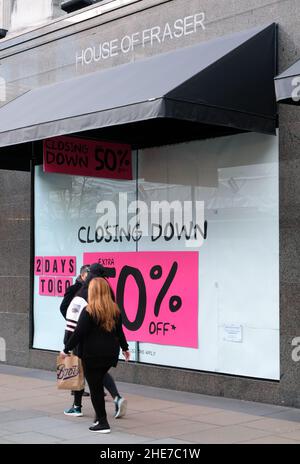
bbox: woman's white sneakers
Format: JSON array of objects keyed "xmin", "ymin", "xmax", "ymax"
[
  {"xmin": 65, "ymin": 396, "xmax": 128, "ymax": 433},
  {"xmin": 114, "ymin": 396, "xmax": 127, "ymax": 418}
]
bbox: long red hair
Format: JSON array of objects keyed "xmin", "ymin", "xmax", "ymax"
[{"xmin": 87, "ymin": 278, "xmax": 120, "ymax": 332}]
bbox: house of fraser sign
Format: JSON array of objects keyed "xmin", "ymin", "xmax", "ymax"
[{"xmin": 76, "ymin": 12, "xmax": 206, "ymax": 67}]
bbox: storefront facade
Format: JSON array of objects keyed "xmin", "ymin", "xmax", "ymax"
[{"xmin": 0, "ymin": 0, "xmax": 299, "ymax": 407}]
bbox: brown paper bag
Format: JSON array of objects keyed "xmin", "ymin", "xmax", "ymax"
[{"xmin": 56, "ymin": 354, "xmax": 85, "ymax": 391}]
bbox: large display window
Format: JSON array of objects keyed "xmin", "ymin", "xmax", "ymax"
[{"xmin": 33, "ymin": 132, "xmax": 279, "ymax": 380}]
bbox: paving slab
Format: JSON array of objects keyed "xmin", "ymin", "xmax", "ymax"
[
  {"xmin": 178, "ymin": 424, "xmax": 271, "ymax": 444},
  {"xmin": 1, "ymin": 364, "xmax": 300, "ymax": 444},
  {"xmin": 0, "ymin": 431, "xmax": 63, "ymax": 444},
  {"xmin": 245, "ymin": 417, "xmax": 300, "ymax": 434},
  {"xmin": 241, "ymin": 435, "xmax": 300, "ymax": 444}
]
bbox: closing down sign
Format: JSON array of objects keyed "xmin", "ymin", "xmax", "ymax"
[{"xmin": 43, "ymin": 135, "xmax": 132, "ymax": 180}]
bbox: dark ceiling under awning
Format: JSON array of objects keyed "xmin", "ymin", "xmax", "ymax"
[
  {"xmin": 0, "ymin": 23, "xmax": 277, "ymax": 171},
  {"xmin": 275, "ymin": 58, "xmax": 300, "ymax": 105}
]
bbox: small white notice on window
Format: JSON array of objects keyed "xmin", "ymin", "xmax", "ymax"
[{"xmin": 223, "ymin": 324, "xmax": 243, "ymax": 343}]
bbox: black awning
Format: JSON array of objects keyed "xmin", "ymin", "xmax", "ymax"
[
  {"xmin": 0, "ymin": 23, "xmax": 276, "ymax": 155},
  {"xmin": 275, "ymin": 59, "xmax": 300, "ymax": 105}
]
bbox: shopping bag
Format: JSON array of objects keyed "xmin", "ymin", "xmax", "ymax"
[{"xmin": 56, "ymin": 353, "xmax": 85, "ymax": 391}]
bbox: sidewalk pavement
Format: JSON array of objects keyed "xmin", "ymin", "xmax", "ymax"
[{"xmin": 1, "ymin": 364, "xmax": 300, "ymax": 444}]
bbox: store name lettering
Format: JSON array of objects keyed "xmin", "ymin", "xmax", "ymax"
[
  {"xmin": 76, "ymin": 12, "xmax": 205, "ymax": 67},
  {"xmin": 57, "ymin": 364, "xmax": 80, "ymax": 380}
]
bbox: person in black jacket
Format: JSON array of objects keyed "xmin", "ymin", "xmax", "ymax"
[
  {"xmin": 60, "ymin": 277, "xmax": 130, "ymax": 433},
  {"xmin": 60, "ymin": 264, "xmax": 90, "ymax": 398},
  {"xmin": 62, "ymin": 263, "xmax": 128, "ymax": 419}
]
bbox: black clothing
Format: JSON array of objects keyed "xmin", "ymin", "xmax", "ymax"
[
  {"xmin": 60, "ymin": 278, "xmax": 83, "ymax": 319},
  {"xmin": 64, "ymin": 308, "xmax": 128, "ymax": 367},
  {"xmin": 64, "ymin": 305, "xmax": 129, "ymax": 423},
  {"xmin": 76, "ymin": 277, "xmax": 115, "ymax": 303},
  {"xmin": 103, "ymin": 371, "xmax": 119, "ymax": 398},
  {"xmin": 75, "ymin": 282, "xmax": 88, "ymax": 301},
  {"xmin": 73, "ymin": 371, "xmax": 120, "ymax": 407},
  {"xmin": 61, "ymin": 276, "xmax": 121, "ymax": 403},
  {"xmin": 88, "ymin": 263, "xmax": 107, "ymax": 277},
  {"xmin": 83, "ymin": 360, "xmax": 111, "ymax": 421},
  {"xmin": 73, "ymin": 389, "xmax": 84, "ymax": 408}
]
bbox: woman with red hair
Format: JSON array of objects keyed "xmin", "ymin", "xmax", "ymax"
[{"xmin": 60, "ymin": 277, "xmax": 130, "ymax": 433}]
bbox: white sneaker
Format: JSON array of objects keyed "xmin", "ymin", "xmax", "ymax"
[{"xmin": 114, "ymin": 396, "xmax": 127, "ymax": 418}]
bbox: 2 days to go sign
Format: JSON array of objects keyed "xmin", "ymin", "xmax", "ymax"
[
  {"xmin": 43, "ymin": 136, "xmax": 132, "ymax": 180},
  {"xmin": 84, "ymin": 251, "xmax": 199, "ymax": 348},
  {"xmin": 35, "ymin": 256, "xmax": 76, "ymax": 297}
]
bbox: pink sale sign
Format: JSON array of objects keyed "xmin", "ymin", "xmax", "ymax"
[
  {"xmin": 43, "ymin": 136, "xmax": 132, "ymax": 180},
  {"xmin": 84, "ymin": 251, "xmax": 199, "ymax": 348}
]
